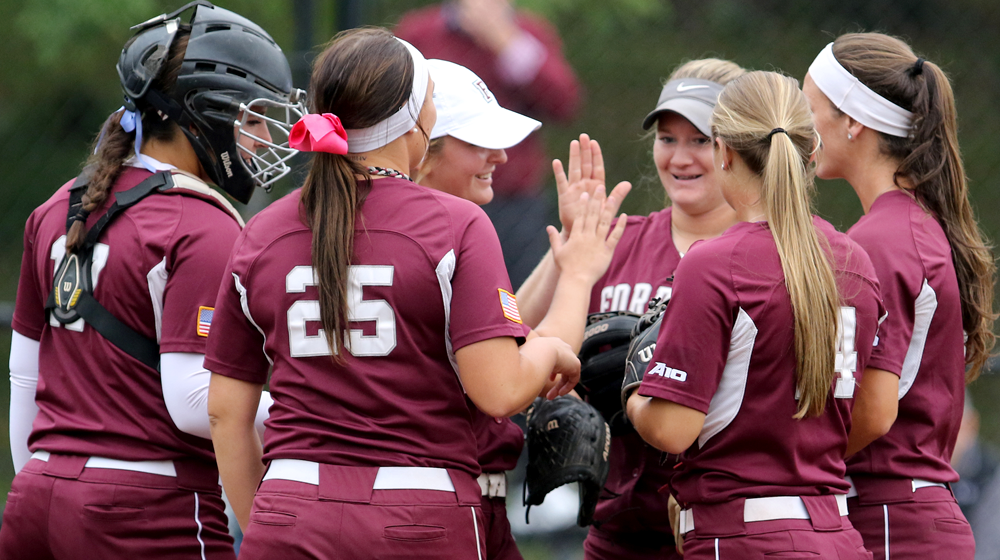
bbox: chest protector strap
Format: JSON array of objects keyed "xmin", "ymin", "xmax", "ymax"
[{"xmin": 45, "ymin": 171, "xmax": 175, "ymax": 370}]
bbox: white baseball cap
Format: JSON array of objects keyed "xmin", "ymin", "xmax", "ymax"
[
  {"xmin": 428, "ymin": 59, "xmax": 541, "ymax": 149},
  {"xmin": 642, "ymin": 78, "xmax": 725, "ymax": 136}
]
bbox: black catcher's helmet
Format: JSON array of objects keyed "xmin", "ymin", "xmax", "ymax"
[{"xmin": 117, "ymin": 1, "xmax": 304, "ymax": 203}]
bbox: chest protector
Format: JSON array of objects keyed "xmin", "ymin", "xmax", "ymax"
[{"xmin": 45, "ymin": 169, "xmax": 243, "ymax": 370}]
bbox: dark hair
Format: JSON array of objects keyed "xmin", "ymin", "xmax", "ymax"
[
  {"xmin": 65, "ymin": 30, "xmax": 191, "ymax": 254},
  {"xmin": 302, "ymin": 27, "xmax": 416, "ymax": 362},
  {"xmin": 833, "ymin": 33, "xmax": 996, "ymax": 380}
]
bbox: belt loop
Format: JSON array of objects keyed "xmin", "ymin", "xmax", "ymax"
[
  {"xmin": 801, "ymin": 495, "xmax": 842, "ymax": 531},
  {"xmin": 42, "ymin": 454, "xmax": 88, "ymax": 480},
  {"xmin": 317, "ymin": 464, "xmax": 377, "ymax": 503},
  {"xmin": 450, "ymin": 470, "xmax": 485, "ymax": 506},
  {"xmin": 690, "ymin": 498, "xmax": 747, "ymax": 538},
  {"xmin": 174, "ymin": 459, "xmax": 220, "ymax": 493},
  {"xmin": 851, "ymin": 475, "xmax": 916, "ymax": 505}
]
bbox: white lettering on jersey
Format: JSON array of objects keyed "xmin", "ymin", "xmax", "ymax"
[
  {"xmin": 834, "ymin": 306, "xmax": 858, "ymax": 399},
  {"xmin": 599, "ymin": 283, "xmax": 672, "ymax": 313},
  {"xmin": 648, "ymin": 362, "xmax": 687, "ymax": 382},
  {"xmin": 49, "ymin": 236, "xmax": 110, "ymax": 332},
  {"xmin": 285, "ymin": 264, "xmax": 397, "ymax": 358},
  {"xmin": 610, "ymin": 284, "xmax": 630, "ymax": 312},
  {"xmin": 628, "ymin": 283, "xmax": 652, "ymax": 314}
]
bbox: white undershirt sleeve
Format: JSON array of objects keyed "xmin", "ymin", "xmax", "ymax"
[
  {"xmin": 161, "ymin": 352, "xmax": 271, "ymax": 440},
  {"xmin": 10, "ymin": 331, "xmax": 41, "ymax": 473}
]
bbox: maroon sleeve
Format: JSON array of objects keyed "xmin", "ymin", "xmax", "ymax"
[
  {"xmin": 849, "ymin": 231, "xmax": 910, "ymax": 377},
  {"xmin": 449, "ymin": 210, "xmax": 526, "ymax": 350},
  {"xmin": 509, "ymin": 13, "xmax": 581, "ymax": 122},
  {"xmin": 203, "ymin": 232, "xmax": 271, "ymax": 384},
  {"xmin": 12, "ymin": 210, "xmax": 45, "ymax": 341},
  {"xmin": 159, "ymin": 200, "xmax": 243, "ymax": 354},
  {"xmin": 637, "ymin": 249, "xmax": 733, "ymax": 413}
]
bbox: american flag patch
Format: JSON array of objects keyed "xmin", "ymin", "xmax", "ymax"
[
  {"xmin": 196, "ymin": 306, "xmax": 214, "ymax": 337},
  {"xmin": 498, "ymin": 289, "xmax": 522, "ymax": 324}
]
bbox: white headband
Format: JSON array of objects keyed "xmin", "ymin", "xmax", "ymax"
[
  {"xmin": 345, "ymin": 37, "xmax": 429, "ymax": 152},
  {"xmin": 808, "ymin": 43, "xmax": 914, "ymax": 138}
]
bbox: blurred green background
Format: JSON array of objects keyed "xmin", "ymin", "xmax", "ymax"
[{"xmin": 1, "ymin": 1, "xmax": 999, "ymax": 556}]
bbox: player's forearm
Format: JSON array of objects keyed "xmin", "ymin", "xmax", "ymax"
[
  {"xmin": 207, "ymin": 373, "xmax": 266, "ymax": 530},
  {"xmin": 213, "ymin": 420, "xmax": 264, "ymax": 530},
  {"xmin": 627, "ymin": 393, "xmax": 704, "ymax": 455},
  {"xmin": 9, "ymin": 330, "xmax": 41, "ymax": 473},
  {"xmin": 846, "ymin": 367, "xmax": 899, "ymax": 457},
  {"xmin": 532, "ymin": 271, "xmax": 593, "ymax": 353},
  {"xmin": 516, "ymin": 249, "xmax": 560, "ymax": 328}
]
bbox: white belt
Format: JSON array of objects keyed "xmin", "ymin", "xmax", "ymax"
[
  {"xmin": 478, "ymin": 472, "xmax": 507, "ymax": 498},
  {"xmin": 31, "ymin": 450, "xmax": 178, "ymax": 477},
  {"xmin": 844, "ymin": 475, "xmax": 947, "ymax": 498},
  {"xmin": 678, "ymin": 494, "xmax": 849, "ymax": 535},
  {"xmin": 262, "ymin": 459, "xmax": 456, "ymax": 492}
]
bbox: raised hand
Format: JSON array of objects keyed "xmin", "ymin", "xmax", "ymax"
[
  {"xmin": 553, "ymin": 134, "xmax": 631, "ymax": 238},
  {"xmin": 547, "ymin": 185, "xmax": 627, "ymax": 285}
]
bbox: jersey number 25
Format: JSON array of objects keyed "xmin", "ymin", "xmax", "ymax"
[{"xmin": 286, "ymin": 265, "xmax": 396, "ymax": 358}]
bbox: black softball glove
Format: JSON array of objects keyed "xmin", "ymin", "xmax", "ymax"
[
  {"xmin": 523, "ymin": 396, "xmax": 611, "ymax": 527},
  {"xmin": 576, "ymin": 312, "xmax": 641, "ymax": 425},
  {"xmin": 621, "ymin": 296, "xmax": 669, "ymax": 413}
]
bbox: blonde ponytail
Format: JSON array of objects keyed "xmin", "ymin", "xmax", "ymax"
[{"xmin": 712, "ymin": 72, "xmax": 840, "ymax": 418}]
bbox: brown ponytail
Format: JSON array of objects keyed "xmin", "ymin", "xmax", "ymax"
[
  {"xmin": 833, "ymin": 33, "xmax": 996, "ymax": 381},
  {"xmin": 66, "ymin": 31, "xmax": 191, "ymax": 254},
  {"xmin": 713, "ymin": 72, "xmax": 840, "ymax": 418},
  {"xmin": 303, "ymin": 28, "xmax": 416, "ymax": 362}
]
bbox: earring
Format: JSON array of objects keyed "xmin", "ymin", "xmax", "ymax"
[
  {"xmin": 721, "ymin": 163, "xmax": 727, "ymax": 171},
  {"xmin": 847, "ymin": 133, "xmax": 853, "ymax": 140}
]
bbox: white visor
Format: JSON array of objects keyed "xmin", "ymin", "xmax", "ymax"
[
  {"xmin": 808, "ymin": 43, "xmax": 914, "ymax": 138},
  {"xmin": 428, "ymin": 59, "xmax": 541, "ymax": 150},
  {"xmin": 345, "ymin": 37, "xmax": 430, "ymax": 152}
]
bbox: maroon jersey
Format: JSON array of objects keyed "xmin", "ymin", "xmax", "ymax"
[
  {"xmin": 204, "ymin": 178, "xmax": 525, "ymax": 477},
  {"xmin": 638, "ymin": 218, "xmax": 884, "ymax": 505},
  {"xmin": 589, "ymin": 208, "xmax": 679, "ymax": 314},
  {"xmin": 12, "ymin": 167, "xmax": 242, "ymax": 462},
  {"xmin": 587, "ymin": 208, "xmax": 680, "ymax": 534},
  {"xmin": 846, "ymin": 190, "xmax": 965, "ymax": 483},
  {"xmin": 472, "ymin": 408, "xmax": 524, "ymax": 472}
]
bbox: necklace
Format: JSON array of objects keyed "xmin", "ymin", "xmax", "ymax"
[{"xmin": 367, "ymin": 166, "xmax": 412, "ymax": 182}]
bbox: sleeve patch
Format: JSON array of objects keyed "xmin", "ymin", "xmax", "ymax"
[
  {"xmin": 498, "ymin": 289, "xmax": 523, "ymax": 324},
  {"xmin": 197, "ymin": 306, "xmax": 215, "ymax": 337}
]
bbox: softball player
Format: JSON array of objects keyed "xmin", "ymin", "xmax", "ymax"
[
  {"xmin": 516, "ymin": 59, "xmax": 744, "ymax": 560},
  {"xmin": 803, "ymin": 33, "xmax": 993, "ymax": 560},
  {"xmin": 416, "ymin": 58, "xmax": 627, "ymax": 560},
  {"xmin": 627, "ymin": 71, "xmax": 885, "ymax": 560},
  {"xmin": 1, "ymin": 3, "xmax": 300, "ymax": 558},
  {"xmin": 205, "ymin": 28, "xmax": 580, "ymax": 560}
]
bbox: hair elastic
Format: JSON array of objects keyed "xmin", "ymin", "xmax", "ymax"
[
  {"xmin": 767, "ymin": 128, "xmax": 787, "ymax": 140},
  {"xmin": 910, "ymin": 58, "xmax": 925, "ymax": 77},
  {"xmin": 808, "ymin": 43, "xmax": 914, "ymax": 138}
]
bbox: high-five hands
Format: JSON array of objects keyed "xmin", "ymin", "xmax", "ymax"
[{"xmin": 553, "ymin": 133, "xmax": 632, "ymax": 244}]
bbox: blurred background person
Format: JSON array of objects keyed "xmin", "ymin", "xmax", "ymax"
[
  {"xmin": 953, "ymin": 392, "xmax": 1000, "ymax": 560},
  {"xmin": 396, "ymin": 0, "xmax": 582, "ymax": 288}
]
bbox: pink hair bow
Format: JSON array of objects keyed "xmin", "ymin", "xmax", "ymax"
[{"xmin": 289, "ymin": 113, "xmax": 349, "ymax": 154}]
